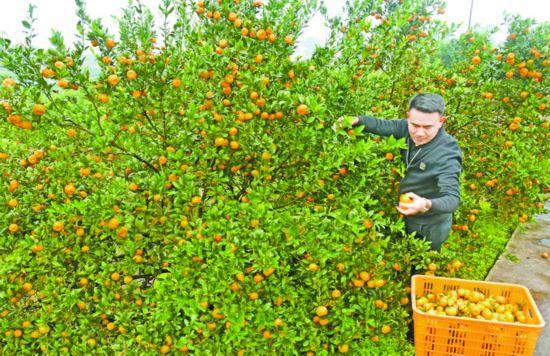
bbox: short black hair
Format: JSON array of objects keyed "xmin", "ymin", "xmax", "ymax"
[{"xmin": 409, "ymin": 93, "xmax": 445, "ymax": 115}]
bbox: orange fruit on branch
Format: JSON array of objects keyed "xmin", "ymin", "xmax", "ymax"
[
  {"xmin": 296, "ymin": 104, "xmax": 308, "ymax": 115},
  {"xmin": 316, "ymin": 306, "xmax": 328, "ymax": 317}
]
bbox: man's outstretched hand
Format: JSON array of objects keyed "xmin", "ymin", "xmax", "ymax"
[
  {"xmin": 397, "ymin": 192, "xmax": 431, "ymax": 216},
  {"xmin": 332, "ymin": 116, "xmax": 359, "ymax": 132}
]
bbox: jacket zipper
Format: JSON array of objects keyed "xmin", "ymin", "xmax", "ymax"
[{"xmin": 406, "ymin": 137, "xmax": 422, "ymax": 171}]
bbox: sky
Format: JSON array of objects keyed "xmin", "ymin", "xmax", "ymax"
[{"xmin": 0, "ymin": 0, "xmax": 549, "ymax": 59}]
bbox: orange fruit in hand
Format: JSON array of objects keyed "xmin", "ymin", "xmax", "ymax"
[{"xmin": 399, "ymin": 194, "xmax": 413, "ymax": 204}]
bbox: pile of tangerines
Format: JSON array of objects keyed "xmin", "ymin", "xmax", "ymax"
[{"xmin": 416, "ymin": 289, "xmax": 529, "ymax": 324}]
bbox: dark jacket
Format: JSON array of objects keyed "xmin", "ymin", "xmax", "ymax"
[{"xmin": 356, "ymin": 116, "xmax": 462, "ymax": 225}]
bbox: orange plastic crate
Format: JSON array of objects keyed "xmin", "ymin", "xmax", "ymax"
[{"xmin": 411, "ymin": 275, "xmax": 545, "ymax": 356}]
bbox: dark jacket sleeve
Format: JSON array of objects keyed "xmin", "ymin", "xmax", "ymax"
[
  {"xmin": 356, "ymin": 115, "xmax": 408, "ymax": 138},
  {"xmin": 430, "ymin": 144, "xmax": 462, "ymax": 214}
]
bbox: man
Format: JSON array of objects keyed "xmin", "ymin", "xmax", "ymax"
[{"xmin": 334, "ymin": 93, "xmax": 462, "ymax": 251}]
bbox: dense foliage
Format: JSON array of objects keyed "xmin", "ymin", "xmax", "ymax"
[{"xmin": 1, "ymin": 0, "xmax": 548, "ymax": 354}]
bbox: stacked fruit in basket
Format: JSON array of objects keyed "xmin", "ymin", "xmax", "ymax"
[{"xmin": 416, "ymin": 288, "xmax": 528, "ymax": 323}]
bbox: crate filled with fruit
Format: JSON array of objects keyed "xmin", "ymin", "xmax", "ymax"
[{"xmin": 411, "ymin": 275, "xmax": 545, "ymax": 355}]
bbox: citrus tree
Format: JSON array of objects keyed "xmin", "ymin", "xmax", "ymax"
[{"xmin": 0, "ymin": 0, "xmax": 547, "ymax": 354}]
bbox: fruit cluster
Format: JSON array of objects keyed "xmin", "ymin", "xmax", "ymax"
[{"xmin": 416, "ymin": 288, "xmax": 528, "ymax": 323}]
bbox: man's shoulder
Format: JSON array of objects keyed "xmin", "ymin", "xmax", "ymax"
[
  {"xmin": 438, "ymin": 130, "xmax": 462, "ymax": 159},
  {"xmin": 441, "ymin": 130, "xmax": 460, "ymax": 147}
]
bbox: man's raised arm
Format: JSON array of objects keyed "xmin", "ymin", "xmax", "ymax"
[{"xmin": 354, "ymin": 115, "xmax": 409, "ymax": 138}]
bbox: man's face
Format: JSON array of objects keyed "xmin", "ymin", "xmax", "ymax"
[{"xmin": 406, "ymin": 108, "xmax": 443, "ymax": 146}]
